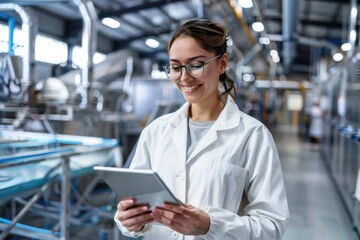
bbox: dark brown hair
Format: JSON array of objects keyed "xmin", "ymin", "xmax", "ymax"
[{"xmin": 168, "ymin": 18, "xmax": 236, "ymax": 101}]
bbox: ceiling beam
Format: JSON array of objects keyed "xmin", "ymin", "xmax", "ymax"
[{"xmin": 98, "ymin": 0, "xmax": 186, "ymax": 19}]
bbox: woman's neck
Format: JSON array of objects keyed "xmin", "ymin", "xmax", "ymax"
[{"xmin": 189, "ymin": 98, "xmax": 224, "ymax": 122}]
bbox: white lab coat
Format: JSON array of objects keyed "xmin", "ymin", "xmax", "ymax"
[
  {"xmin": 309, "ymin": 105, "xmax": 323, "ymax": 138},
  {"xmin": 115, "ymin": 96, "xmax": 289, "ymax": 240}
]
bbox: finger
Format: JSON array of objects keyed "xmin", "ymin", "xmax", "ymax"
[
  {"xmin": 117, "ymin": 199, "xmax": 135, "ymax": 211},
  {"xmin": 152, "ymin": 208, "xmax": 186, "ymax": 226},
  {"xmin": 152, "ymin": 210, "xmax": 187, "ymax": 233},
  {"xmin": 162, "ymin": 203, "xmax": 192, "ymax": 216},
  {"xmin": 122, "ymin": 211, "xmax": 154, "ymax": 231},
  {"xmin": 118, "ymin": 205, "xmax": 150, "ymax": 221}
]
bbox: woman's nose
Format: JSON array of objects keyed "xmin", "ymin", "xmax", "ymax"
[{"xmin": 179, "ymin": 67, "xmax": 192, "ymax": 81}]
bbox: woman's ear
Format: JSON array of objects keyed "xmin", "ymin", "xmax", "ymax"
[{"xmin": 220, "ymin": 53, "xmax": 228, "ymax": 74}]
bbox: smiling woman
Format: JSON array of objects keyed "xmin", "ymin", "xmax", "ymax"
[{"xmin": 114, "ymin": 18, "xmax": 289, "ymax": 240}]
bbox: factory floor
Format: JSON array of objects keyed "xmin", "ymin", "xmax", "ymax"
[
  {"xmin": 4, "ymin": 125, "xmax": 359, "ymax": 240},
  {"xmin": 275, "ymin": 126, "xmax": 359, "ymax": 240}
]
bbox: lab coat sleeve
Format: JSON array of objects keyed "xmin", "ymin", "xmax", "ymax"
[
  {"xmin": 113, "ymin": 128, "xmax": 152, "ymax": 237},
  {"xmin": 201, "ymin": 126, "xmax": 289, "ymax": 240}
]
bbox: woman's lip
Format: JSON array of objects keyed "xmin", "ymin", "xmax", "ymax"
[{"xmin": 181, "ymin": 84, "xmax": 202, "ymax": 92}]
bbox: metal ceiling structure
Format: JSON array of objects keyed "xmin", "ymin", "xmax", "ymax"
[
  {"xmin": 259, "ymin": 0, "xmax": 356, "ymax": 79},
  {"xmin": 0, "ymin": 0, "xmax": 357, "ymax": 81}
]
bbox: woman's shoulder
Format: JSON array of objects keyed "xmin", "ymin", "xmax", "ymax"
[{"xmin": 238, "ymin": 110, "xmax": 266, "ymax": 132}]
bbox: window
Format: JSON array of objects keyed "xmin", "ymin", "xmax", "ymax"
[
  {"xmin": 72, "ymin": 45, "xmax": 106, "ymax": 66},
  {"xmin": 35, "ymin": 34, "xmax": 67, "ymax": 64},
  {"xmin": 0, "ymin": 23, "xmax": 107, "ymax": 66},
  {"xmin": 0, "ymin": 22, "xmax": 67, "ymax": 64}
]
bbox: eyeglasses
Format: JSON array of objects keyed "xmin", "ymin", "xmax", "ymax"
[{"xmin": 163, "ymin": 55, "xmax": 222, "ymax": 81}]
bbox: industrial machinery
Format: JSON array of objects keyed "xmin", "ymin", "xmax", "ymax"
[
  {"xmin": 0, "ymin": 1, "xmax": 186, "ymax": 238},
  {"xmin": 320, "ymin": 52, "xmax": 360, "ymax": 233}
]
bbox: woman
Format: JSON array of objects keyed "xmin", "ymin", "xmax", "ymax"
[{"xmin": 114, "ymin": 18, "xmax": 289, "ymax": 239}]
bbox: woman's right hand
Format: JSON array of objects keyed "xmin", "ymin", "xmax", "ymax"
[{"xmin": 116, "ymin": 199, "xmax": 154, "ymax": 232}]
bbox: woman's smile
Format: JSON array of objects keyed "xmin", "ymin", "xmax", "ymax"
[{"xmin": 181, "ymin": 84, "xmax": 203, "ymax": 93}]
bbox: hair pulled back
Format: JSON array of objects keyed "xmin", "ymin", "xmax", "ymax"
[{"xmin": 168, "ymin": 18, "xmax": 236, "ymax": 101}]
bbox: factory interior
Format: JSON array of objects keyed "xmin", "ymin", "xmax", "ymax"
[{"xmin": 0, "ymin": 0, "xmax": 360, "ymax": 239}]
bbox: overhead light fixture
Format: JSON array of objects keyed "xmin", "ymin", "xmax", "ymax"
[
  {"xmin": 270, "ymin": 49, "xmax": 278, "ymax": 57},
  {"xmin": 333, "ymin": 52, "xmax": 344, "ymax": 62},
  {"xmin": 101, "ymin": 17, "xmax": 120, "ymax": 29},
  {"xmin": 243, "ymin": 73, "xmax": 255, "ymax": 82},
  {"xmin": 145, "ymin": 38, "xmax": 160, "ymax": 48},
  {"xmin": 272, "ymin": 55, "xmax": 280, "ymax": 63},
  {"xmin": 252, "ymin": 22, "xmax": 264, "ymax": 32},
  {"xmin": 238, "ymin": 0, "xmax": 253, "ymax": 8},
  {"xmin": 259, "ymin": 37, "xmax": 270, "ymax": 45},
  {"xmin": 341, "ymin": 42, "xmax": 352, "ymax": 51}
]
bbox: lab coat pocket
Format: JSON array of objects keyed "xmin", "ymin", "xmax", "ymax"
[{"xmin": 207, "ymin": 161, "xmax": 248, "ymax": 209}]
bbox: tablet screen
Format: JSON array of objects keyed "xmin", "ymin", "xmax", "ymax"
[{"xmin": 94, "ymin": 166, "xmax": 180, "ymax": 209}]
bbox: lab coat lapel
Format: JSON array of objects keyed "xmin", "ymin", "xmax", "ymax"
[
  {"xmin": 168, "ymin": 103, "xmax": 189, "ymax": 165},
  {"xmin": 187, "ymin": 127, "xmax": 217, "ymax": 163},
  {"xmin": 187, "ymin": 96, "xmax": 240, "ymax": 164},
  {"xmin": 172, "ymin": 117, "xmax": 188, "ymax": 164}
]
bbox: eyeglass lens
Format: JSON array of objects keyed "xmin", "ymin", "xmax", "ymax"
[
  {"xmin": 165, "ymin": 55, "xmax": 221, "ymax": 81},
  {"xmin": 168, "ymin": 63, "xmax": 203, "ymax": 80}
]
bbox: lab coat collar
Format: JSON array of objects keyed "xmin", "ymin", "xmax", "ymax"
[
  {"xmin": 168, "ymin": 95, "xmax": 240, "ymax": 131},
  {"xmin": 169, "ymin": 96, "xmax": 240, "ymax": 163}
]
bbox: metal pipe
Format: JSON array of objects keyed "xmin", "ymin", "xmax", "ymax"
[
  {"xmin": 0, "ymin": 4, "xmax": 37, "ymax": 89},
  {"xmin": 8, "ymin": 16, "xmax": 16, "ymax": 56},
  {"xmin": 72, "ymin": 0, "xmax": 98, "ymax": 108},
  {"xmin": 282, "ymin": 0, "xmax": 300, "ymax": 75},
  {"xmin": 60, "ymin": 156, "xmax": 71, "ymax": 240},
  {"xmin": 192, "ymin": 0, "xmax": 204, "ymax": 18},
  {"xmin": 348, "ymin": 0, "xmax": 357, "ymax": 58}
]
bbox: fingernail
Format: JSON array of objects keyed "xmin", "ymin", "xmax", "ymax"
[
  {"xmin": 142, "ymin": 206, "xmax": 148, "ymax": 211},
  {"xmin": 152, "ymin": 209, "xmax": 158, "ymax": 216}
]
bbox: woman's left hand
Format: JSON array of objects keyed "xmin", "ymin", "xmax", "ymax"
[{"xmin": 152, "ymin": 203, "xmax": 210, "ymax": 235}]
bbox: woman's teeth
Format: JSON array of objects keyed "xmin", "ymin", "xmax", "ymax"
[{"xmin": 183, "ymin": 85, "xmax": 200, "ymax": 91}]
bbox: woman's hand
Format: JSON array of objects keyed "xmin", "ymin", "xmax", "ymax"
[
  {"xmin": 152, "ymin": 203, "xmax": 210, "ymax": 235},
  {"xmin": 116, "ymin": 199, "xmax": 154, "ymax": 232}
]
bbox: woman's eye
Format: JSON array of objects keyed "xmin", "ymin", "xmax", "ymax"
[
  {"xmin": 189, "ymin": 63, "xmax": 203, "ymax": 70},
  {"xmin": 171, "ymin": 66, "xmax": 181, "ymax": 72}
]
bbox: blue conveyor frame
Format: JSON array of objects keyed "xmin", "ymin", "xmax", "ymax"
[{"xmin": 0, "ymin": 130, "xmax": 121, "ymax": 240}]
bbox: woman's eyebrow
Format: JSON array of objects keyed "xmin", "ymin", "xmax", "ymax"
[{"xmin": 170, "ymin": 55, "xmax": 207, "ymax": 63}]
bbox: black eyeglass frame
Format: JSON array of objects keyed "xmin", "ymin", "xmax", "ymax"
[{"xmin": 163, "ymin": 54, "xmax": 222, "ymax": 81}]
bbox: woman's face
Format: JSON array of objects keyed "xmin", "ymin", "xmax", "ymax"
[{"xmin": 168, "ymin": 36, "xmax": 227, "ymax": 105}]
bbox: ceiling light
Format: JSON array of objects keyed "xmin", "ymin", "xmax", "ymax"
[
  {"xmin": 238, "ymin": 0, "xmax": 253, "ymax": 8},
  {"xmin": 333, "ymin": 52, "xmax": 343, "ymax": 62},
  {"xmin": 259, "ymin": 37, "xmax": 270, "ymax": 45},
  {"xmin": 101, "ymin": 17, "xmax": 120, "ymax": 29},
  {"xmin": 252, "ymin": 22, "xmax": 264, "ymax": 32},
  {"xmin": 145, "ymin": 38, "xmax": 160, "ymax": 48},
  {"xmin": 270, "ymin": 50, "xmax": 278, "ymax": 57},
  {"xmin": 243, "ymin": 73, "xmax": 255, "ymax": 82},
  {"xmin": 272, "ymin": 55, "xmax": 280, "ymax": 63},
  {"xmin": 341, "ymin": 43, "xmax": 352, "ymax": 51}
]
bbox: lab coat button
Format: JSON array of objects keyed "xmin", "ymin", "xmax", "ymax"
[{"xmin": 171, "ymin": 231, "xmax": 179, "ymax": 239}]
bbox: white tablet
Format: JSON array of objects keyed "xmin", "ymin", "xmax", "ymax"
[{"xmin": 93, "ymin": 166, "xmax": 180, "ymax": 209}]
